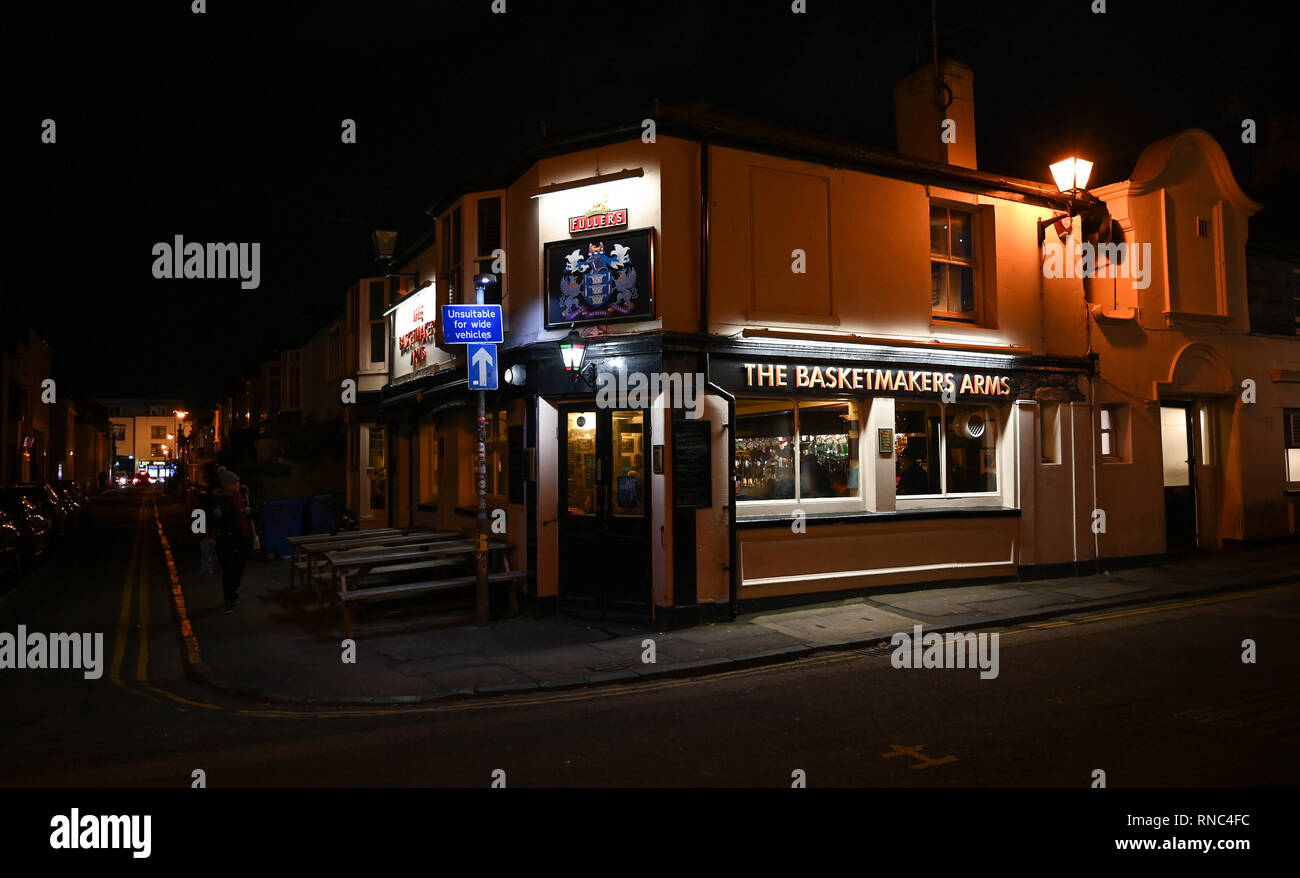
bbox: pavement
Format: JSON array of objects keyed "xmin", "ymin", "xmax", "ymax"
[{"xmin": 169, "ymin": 513, "xmax": 1300, "ymax": 705}]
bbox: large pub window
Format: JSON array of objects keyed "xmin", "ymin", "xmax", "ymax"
[
  {"xmin": 930, "ymin": 204, "xmax": 979, "ymax": 322},
  {"xmin": 895, "ymin": 401, "xmax": 997, "ymax": 497},
  {"xmin": 735, "ymin": 400, "xmax": 859, "ymax": 502}
]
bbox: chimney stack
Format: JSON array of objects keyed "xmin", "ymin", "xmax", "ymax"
[{"xmin": 894, "ymin": 59, "xmax": 977, "ymax": 169}]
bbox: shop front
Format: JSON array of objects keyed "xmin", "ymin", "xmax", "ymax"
[{"xmin": 702, "ymin": 341, "xmax": 1094, "ymax": 608}]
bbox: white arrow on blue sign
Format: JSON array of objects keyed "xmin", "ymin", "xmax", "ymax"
[{"xmin": 468, "ymin": 343, "xmax": 498, "ymax": 390}]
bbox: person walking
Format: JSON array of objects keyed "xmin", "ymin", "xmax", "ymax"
[{"xmin": 212, "ymin": 468, "xmax": 255, "ymax": 613}]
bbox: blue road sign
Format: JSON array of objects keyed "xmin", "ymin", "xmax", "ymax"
[
  {"xmin": 468, "ymin": 343, "xmax": 498, "ymax": 391},
  {"xmin": 441, "ymin": 304, "xmax": 503, "ymax": 344}
]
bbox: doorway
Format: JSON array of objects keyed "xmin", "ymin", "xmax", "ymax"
[
  {"xmin": 1159, "ymin": 404, "xmax": 1197, "ymax": 554},
  {"xmin": 557, "ymin": 407, "xmax": 652, "ymax": 619}
]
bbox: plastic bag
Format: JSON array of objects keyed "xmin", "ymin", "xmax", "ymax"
[{"xmin": 200, "ymin": 536, "xmax": 217, "ymax": 574}]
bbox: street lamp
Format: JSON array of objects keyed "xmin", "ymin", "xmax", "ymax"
[
  {"xmin": 1037, "ymin": 154, "xmax": 1102, "ymax": 247},
  {"xmin": 560, "ymin": 328, "xmax": 596, "ymax": 389}
]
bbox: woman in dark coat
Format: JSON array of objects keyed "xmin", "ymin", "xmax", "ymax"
[{"xmin": 212, "ymin": 468, "xmax": 254, "ymax": 612}]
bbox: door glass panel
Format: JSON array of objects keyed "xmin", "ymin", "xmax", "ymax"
[
  {"xmin": 1160, "ymin": 407, "xmax": 1190, "ymax": 487},
  {"xmin": 565, "ymin": 412, "xmax": 597, "ymax": 515},
  {"xmin": 611, "ymin": 411, "xmax": 644, "ymax": 516}
]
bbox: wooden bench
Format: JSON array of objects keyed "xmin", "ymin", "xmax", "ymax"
[
  {"xmin": 299, "ymin": 531, "xmax": 462, "ymax": 601},
  {"xmin": 338, "ymin": 570, "xmax": 527, "ymax": 637},
  {"xmin": 329, "ymin": 539, "xmax": 519, "ymax": 635},
  {"xmin": 287, "ymin": 529, "xmax": 404, "ymax": 589}
]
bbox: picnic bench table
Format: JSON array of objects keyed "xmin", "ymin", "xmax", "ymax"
[
  {"xmin": 297, "ymin": 531, "xmax": 463, "ymax": 600},
  {"xmin": 326, "ymin": 539, "xmax": 523, "ymax": 636},
  {"xmin": 286, "ymin": 529, "xmax": 404, "ymax": 589}
]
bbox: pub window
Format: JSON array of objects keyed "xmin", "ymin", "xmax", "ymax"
[
  {"xmin": 895, "ymin": 402, "xmax": 997, "ymax": 497},
  {"xmin": 367, "ymin": 280, "xmax": 387, "ymax": 365},
  {"xmin": 930, "ymin": 203, "xmax": 979, "ymax": 322},
  {"xmin": 1285, "ymin": 409, "xmax": 1300, "ymax": 486},
  {"xmin": 150, "ymin": 444, "xmax": 162, "ymax": 457},
  {"xmin": 1100, "ymin": 404, "xmax": 1129, "ymax": 461},
  {"xmin": 151, "ymin": 425, "xmax": 166, "ymax": 439},
  {"xmin": 735, "ymin": 400, "xmax": 859, "ymax": 503}
]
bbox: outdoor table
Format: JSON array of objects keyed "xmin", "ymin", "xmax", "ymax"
[{"xmin": 326, "ymin": 539, "xmax": 517, "ymax": 636}]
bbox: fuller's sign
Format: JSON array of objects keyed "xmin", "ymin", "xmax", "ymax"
[
  {"xmin": 570, "ymin": 207, "xmax": 628, "ymax": 235},
  {"xmin": 714, "ymin": 358, "xmax": 1017, "ymax": 399}
]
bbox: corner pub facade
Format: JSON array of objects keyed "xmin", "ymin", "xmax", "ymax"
[{"xmin": 375, "ymin": 62, "xmax": 1300, "ymax": 626}]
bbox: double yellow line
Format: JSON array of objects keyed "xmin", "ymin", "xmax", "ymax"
[{"xmin": 108, "ymin": 494, "xmax": 219, "ymax": 710}]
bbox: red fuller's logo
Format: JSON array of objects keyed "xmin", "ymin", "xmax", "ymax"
[{"xmin": 570, "ymin": 207, "xmax": 628, "ymax": 234}]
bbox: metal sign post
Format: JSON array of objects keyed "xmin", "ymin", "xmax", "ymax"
[{"xmin": 444, "ymin": 286, "xmax": 501, "ymax": 625}]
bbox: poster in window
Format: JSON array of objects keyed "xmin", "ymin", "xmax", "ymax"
[{"xmin": 544, "ymin": 228, "xmax": 655, "ymax": 328}]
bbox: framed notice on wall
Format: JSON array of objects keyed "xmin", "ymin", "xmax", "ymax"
[
  {"xmin": 544, "ymin": 227, "xmax": 655, "ymax": 328},
  {"xmin": 672, "ymin": 420, "xmax": 712, "ymax": 509}
]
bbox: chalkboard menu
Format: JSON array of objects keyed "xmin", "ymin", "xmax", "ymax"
[{"xmin": 673, "ymin": 420, "xmax": 712, "ymax": 509}]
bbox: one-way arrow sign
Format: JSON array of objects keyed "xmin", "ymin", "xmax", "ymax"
[{"xmin": 468, "ymin": 343, "xmax": 498, "ymax": 390}]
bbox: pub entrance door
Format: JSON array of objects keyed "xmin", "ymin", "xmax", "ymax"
[
  {"xmin": 1160, "ymin": 403, "xmax": 1198, "ymax": 554},
  {"xmin": 557, "ymin": 406, "xmax": 652, "ymax": 620}
]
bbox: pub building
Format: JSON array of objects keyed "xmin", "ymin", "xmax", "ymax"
[{"xmin": 376, "ymin": 61, "xmax": 1300, "ymax": 625}]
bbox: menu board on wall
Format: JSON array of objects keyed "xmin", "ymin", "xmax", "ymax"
[
  {"xmin": 544, "ymin": 228, "xmax": 655, "ymax": 328},
  {"xmin": 672, "ymin": 420, "xmax": 712, "ymax": 509}
]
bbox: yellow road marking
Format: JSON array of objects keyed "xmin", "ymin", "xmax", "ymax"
[
  {"xmin": 109, "ymin": 500, "xmax": 145, "ymax": 686},
  {"xmin": 1008, "ymin": 583, "xmax": 1298, "ymax": 638}
]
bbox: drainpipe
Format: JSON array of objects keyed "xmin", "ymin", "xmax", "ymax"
[
  {"xmin": 1085, "ymin": 269, "xmax": 1101, "ymax": 575},
  {"xmin": 698, "ymin": 138, "xmax": 711, "ymax": 335},
  {"xmin": 706, "ymin": 354, "xmax": 738, "ymax": 620}
]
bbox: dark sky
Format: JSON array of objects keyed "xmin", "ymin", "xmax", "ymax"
[{"xmin": 4, "ymin": 0, "xmax": 1291, "ymax": 406}]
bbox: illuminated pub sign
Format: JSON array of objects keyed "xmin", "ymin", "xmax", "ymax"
[
  {"xmin": 713, "ymin": 357, "xmax": 1018, "ymax": 399},
  {"xmin": 544, "ymin": 228, "xmax": 654, "ymax": 328},
  {"xmin": 391, "ymin": 284, "xmax": 438, "ymax": 380},
  {"xmin": 569, "ymin": 205, "xmax": 628, "ymax": 235}
]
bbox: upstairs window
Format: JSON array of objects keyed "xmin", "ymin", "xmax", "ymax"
[
  {"xmin": 367, "ymin": 280, "xmax": 387, "ymax": 365},
  {"xmin": 930, "ymin": 204, "xmax": 979, "ymax": 322}
]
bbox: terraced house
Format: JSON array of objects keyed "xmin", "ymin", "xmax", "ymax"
[{"xmin": 372, "ymin": 60, "xmax": 1299, "ymax": 626}]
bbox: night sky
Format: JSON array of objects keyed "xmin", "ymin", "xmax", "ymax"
[{"xmin": 4, "ymin": 0, "xmax": 1291, "ymax": 406}]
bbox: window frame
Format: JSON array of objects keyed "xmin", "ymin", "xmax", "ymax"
[
  {"xmin": 929, "ymin": 202, "xmax": 982, "ymax": 324},
  {"xmin": 734, "ymin": 397, "xmax": 863, "ymax": 516},
  {"xmin": 1099, "ymin": 403, "xmax": 1129, "ymax": 463},
  {"xmin": 1285, "ymin": 408, "xmax": 1300, "ymax": 489},
  {"xmin": 893, "ymin": 400, "xmax": 1000, "ymax": 507}
]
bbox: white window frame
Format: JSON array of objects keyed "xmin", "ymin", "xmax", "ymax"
[
  {"xmin": 735, "ymin": 398, "xmax": 864, "ymax": 517},
  {"xmin": 893, "ymin": 401, "xmax": 1001, "ymax": 510}
]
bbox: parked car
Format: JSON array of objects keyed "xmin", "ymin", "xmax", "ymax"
[
  {"xmin": 15, "ymin": 483, "xmax": 70, "ymax": 539},
  {"xmin": 52, "ymin": 482, "xmax": 86, "ymax": 529},
  {"xmin": 0, "ymin": 489, "xmax": 51, "ymax": 564},
  {"xmin": 0, "ymin": 507, "xmax": 22, "ymax": 579}
]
